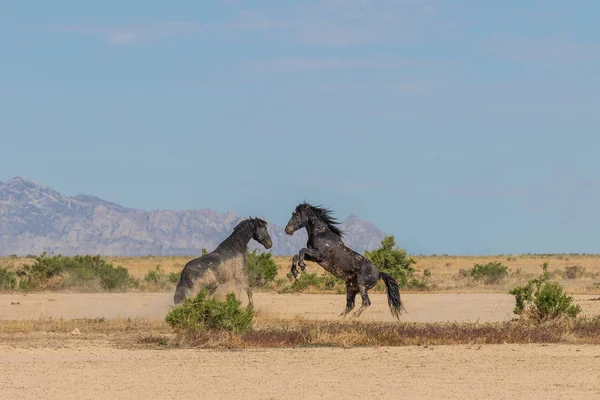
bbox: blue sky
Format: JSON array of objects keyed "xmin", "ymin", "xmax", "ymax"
[{"xmin": 2, "ymin": 1, "xmax": 600, "ymax": 254}]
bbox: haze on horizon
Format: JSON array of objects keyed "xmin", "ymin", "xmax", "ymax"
[{"xmin": 2, "ymin": 1, "xmax": 599, "ymax": 255}]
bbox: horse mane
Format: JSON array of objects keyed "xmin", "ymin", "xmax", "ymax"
[
  {"xmin": 297, "ymin": 201, "xmax": 344, "ymax": 237},
  {"xmin": 233, "ymin": 217, "xmax": 268, "ymax": 231},
  {"xmin": 215, "ymin": 217, "xmax": 268, "ymax": 252}
]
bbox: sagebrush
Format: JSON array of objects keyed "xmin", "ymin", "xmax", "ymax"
[
  {"xmin": 246, "ymin": 250, "xmax": 278, "ymax": 287},
  {"xmin": 469, "ymin": 261, "xmax": 509, "ymax": 285},
  {"xmin": 364, "ymin": 236, "xmax": 423, "ymax": 288},
  {"xmin": 509, "ymin": 262, "xmax": 581, "ymax": 321},
  {"xmin": 165, "ymin": 289, "xmax": 255, "ymax": 334},
  {"xmin": 13, "ymin": 253, "xmax": 136, "ymax": 291}
]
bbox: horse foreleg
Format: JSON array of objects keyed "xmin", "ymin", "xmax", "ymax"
[
  {"xmin": 245, "ymin": 285, "xmax": 254, "ymax": 309},
  {"xmin": 290, "ymin": 254, "xmax": 300, "ymax": 280},
  {"xmin": 297, "ymin": 247, "xmax": 325, "ymax": 271},
  {"xmin": 339, "ymin": 281, "xmax": 359, "ymax": 318},
  {"xmin": 352, "ymin": 285, "xmax": 372, "ymax": 318}
]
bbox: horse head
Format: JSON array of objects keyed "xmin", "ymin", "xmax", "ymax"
[
  {"xmin": 285, "ymin": 203, "xmax": 310, "ymax": 235},
  {"xmin": 251, "ymin": 218, "xmax": 273, "ymax": 249}
]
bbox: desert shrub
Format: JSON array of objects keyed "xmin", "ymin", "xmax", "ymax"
[
  {"xmin": 201, "ymin": 248, "xmax": 208, "ymax": 256},
  {"xmin": 407, "ymin": 277, "xmax": 431, "ymax": 290},
  {"xmin": 168, "ymin": 272, "xmax": 181, "ymax": 283},
  {"xmin": 469, "ymin": 261, "xmax": 509, "ymax": 285},
  {"xmin": 509, "ymin": 262, "xmax": 581, "ymax": 322},
  {"xmin": 564, "ymin": 265, "xmax": 586, "ymax": 280},
  {"xmin": 278, "ymin": 272, "xmax": 345, "ymax": 294},
  {"xmin": 364, "ymin": 236, "xmax": 418, "ymax": 287},
  {"xmin": 143, "ymin": 265, "xmax": 178, "ymax": 290},
  {"xmin": 246, "ymin": 250, "xmax": 278, "ymax": 287},
  {"xmin": 165, "ymin": 289, "xmax": 254, "ymax": 333},
  {"xmin": 97, "ymin": 264, "xmax": 132, "ymax": 290},
  {"xmin": 279, "ymin": 273, "xmax": 323, "ymax": 293},
  {"xmin": 0, "ymin": 268, "xmax": 17, "ymax": 290},
  {"xmin": 510, "ymin": 268, "xmax": 523, "ymax": 278},
  {"xmin": 16, "ymin": 253, "xmax": 136, "ymax": 291}
]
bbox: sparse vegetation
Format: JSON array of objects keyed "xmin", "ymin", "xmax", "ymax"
[
  {"xmin": 168, "ymin": 316, "xmax": 600, "ymax": 348},
  {"xmin": 9, "ymin": 253, "xmax": 137, "ymax": 292},
  {"xmin": 3, "ymin": 252, "xmax": 600, "ymax": 294},
  {"xmin": 278, "ymin": 272, "xmax": 345, "ymax": 294},
  {"xmin": 165, "ymin": 290, "xmax": 255, "ymax": 334},
  {"xmin": 143, "ymin": 265, "xmax": 180, "ymax": 291},
  {"xmin": 509, "ymin": 262, "xmax": 581, "ymax": 322},
  {"xmin": 469, "ymin": 261, "xmax": 509, "ymax": 285}
]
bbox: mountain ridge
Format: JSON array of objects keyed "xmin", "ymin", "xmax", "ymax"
[{"xmin": 0, "ymin": 176, "xmax": 388, "ymax": 257}]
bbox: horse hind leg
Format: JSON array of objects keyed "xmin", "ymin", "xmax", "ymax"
[
  {"xmin": 339, "ymin": 281, "xmax": 359, "ymax": 318},
  {"xmin": 352, "ymin": 284, "xmax": 372, "ymax": 318}
]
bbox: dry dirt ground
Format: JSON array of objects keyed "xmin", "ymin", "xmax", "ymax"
[
  {"xmin": 2, "ymin": 292, "xmax": 600, "ymax": 322},
  {"xmin": 2, "ymin": 293, "xmax": 600, "ymax": 399},
  {"xmin": 1, "ymin": 344, "xmax": 600, "ymax": 400}
]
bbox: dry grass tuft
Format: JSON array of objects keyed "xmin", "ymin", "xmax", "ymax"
[
  {"xmin": 0, "ymin": 316, "xmax": 169, "ymax": 335},
  {"xmin": 171, "ymin": 316, "xmax": 600, "ymax": 349},
  {"xmin": 3, "ymin": 315, "xmax": 600, "ymax": 350}
]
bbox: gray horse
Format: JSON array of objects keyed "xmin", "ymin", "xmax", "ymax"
[{"xmin": 174, "ymin": 218, "xmax": 272, "ymax": 307}]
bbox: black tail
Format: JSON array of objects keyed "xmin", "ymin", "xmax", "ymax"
[{"xmin": 379, "ymin": 271, "xmax": 406, "ymax": 319}]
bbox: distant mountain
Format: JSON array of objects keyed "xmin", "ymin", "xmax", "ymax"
[{"xmin": 0, "ymin": 177, "xmax": 388, "ymax": 257}]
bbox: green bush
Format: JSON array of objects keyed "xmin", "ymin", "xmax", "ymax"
[
  {"xmin": 364, "ymin": 236, "xmax": 417, "ymax": 287},
  {"xmin": 16, "ymin": 253, "xmax": 136, "ymax": 291},
  {"xmin": 279, "ymin": 272, "xmax": 345, "ymax": 294},
  {"xmin": 143, "ymin": 265, "xmax": 178, "ymax": 290},
  {"xmin": 469, "ymin": 261, "xmax": 509, "ymax": 285},
  {"xmin": 168, "ymin": 272, "xmax": 181, "ymax": 284},
  {"xmin": 98, "ymin": 264, "xmax": 133, "ymax": 290},
  {"xmin": 279, "ymin": 273, "xmax": 323, "ymax": 293},
  {"xmin": 0, "ymin": 268, "xmax": 17, "ymax": 290},
  {"xmin": 246, "ymin": 250, "xmax": 278, "ymax": 287},
  {"xmin": 509, "ymin": 262, "xmax": 581, "ymax": 322},
  {"xmin": 165, "ymin": 289, "xmax": 254, "ymax": 333},
  {"xmin": 407, "ymin": 277, "xmax": 431, "ymax": 290}
]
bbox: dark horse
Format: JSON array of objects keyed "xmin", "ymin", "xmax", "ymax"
[
  {"xmin": 174, "ymin": 218, "xmax": 272, "ymax": 307},
  {"xmin": 285, "ymin": 202, "xmax": 405, "ymax": 319}
]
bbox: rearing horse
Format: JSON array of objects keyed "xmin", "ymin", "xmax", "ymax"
[{"xmin": 285, "ymin": 202, "xmax": 405, "ymax": 319}]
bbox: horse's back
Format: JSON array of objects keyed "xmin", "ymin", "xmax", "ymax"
[{"xmin": 181, "ymin": 250, "xmax": 246, "ymax": 286}]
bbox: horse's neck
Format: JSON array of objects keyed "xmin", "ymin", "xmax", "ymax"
[
  {"xmin": 217, "ymin": 228, "xmax": 252, "ymax": 253},
  {"xmin": 306, "ymin": 219, "xmax": 330, "ymax": 242}
]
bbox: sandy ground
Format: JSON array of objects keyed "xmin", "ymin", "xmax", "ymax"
[
  {"xmin": 2, "ymin": 292, "xmax": 600, "ymax": 400},
  {"xmin": 1, "ymin": 292, "xmax": 600, "ymax": 322},
  {"xmin": 1, "ymin": 344, "xmax": 599, "ymax": 399}
]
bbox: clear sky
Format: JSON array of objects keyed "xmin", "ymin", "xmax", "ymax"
[{"xmin": 2, "ymin": 1, "xmax": 599, "ymax": 255}]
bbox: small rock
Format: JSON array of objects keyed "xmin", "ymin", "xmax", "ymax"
[
  {"xmin": 70, "ymin": 328, "xmax": 81, "ymax": 336},
  {"xmin": 10, "ymin": 302, "xmax": 20, "ymax": 305}
]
